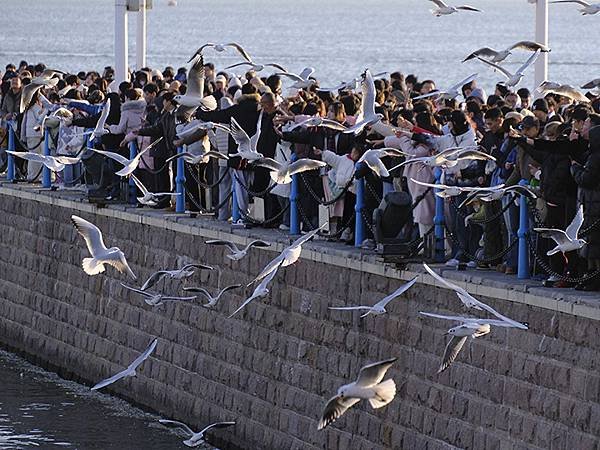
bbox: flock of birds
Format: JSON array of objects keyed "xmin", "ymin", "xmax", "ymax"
[{"xmin": 429, "ymin": 0, "xmax": 600, "ymax": 16}]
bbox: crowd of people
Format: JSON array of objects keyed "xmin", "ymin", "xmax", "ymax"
[{"xmin": 1, "ymin": 57, "xmax": 600, "ymax": 290}]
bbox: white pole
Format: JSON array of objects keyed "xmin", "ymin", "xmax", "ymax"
[
  {"xmin": 115, "ymin": 0, "xmax": 129, "ymax": 83},
  {"xmin": 136, "ymin": 0, "xmax": 147, "ymax": 70},
  {"xmin": 534, "ymin": 0, "xmax": 549, "ymax": 94}
]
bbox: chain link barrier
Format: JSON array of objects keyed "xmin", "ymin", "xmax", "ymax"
[
  {"xmin": 449, "ymin": 195, "xmax": 514, "ymax": 225},
  {"xmin": 233, "ymin": 172, "xmax": 279, "ymax": 197},
  {"xmin": 299, "ymin": 172, "xmax": 353, "ymax": 206},
  {"xmin": 443, "ymin": 222, "xmax": 518, "ymax": 265},
  {"xmin": 185, "ymin": 162, "xmax": 230, "ymax": 189}
]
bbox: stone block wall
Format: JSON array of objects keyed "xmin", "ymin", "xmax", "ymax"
[{"xmin": 0, "ymin": 190, "xmax": 599, "ymax": 449}]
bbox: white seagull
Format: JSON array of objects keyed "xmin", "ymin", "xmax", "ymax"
[
  {"xmin": 423, "ymin": 263, "xmax": 528, "ymax": 329},
  {"xmin": 183, "ymin": 284, "xmax": 242, "ymax": 308},
  {"xmin": 165, "ymin": 150, "xmax": 229, "ymax": 165},
  {"xmin": 91, "ymin": 338, "xmax": 157, "ymax": 390},
  {"xmin": 276, "ymin": 67, "xmax": 316, "ymax": 90},
  {"xmin": 411, "ymin": 179, "xmax": 504, "ymax": 199},
  {"xmin": 458, "ymin": 184, "xmax": 537, "ymax": 208},
  {"xmin": 581, "ymin": 78, "xmax": 600, "ymax": 90},
  {"xmin": 159, "ymin": 419, "xmax": 236, "ymax": 448},
  {"xmin": 227, "ymin": 117, "xmax": 264, "ymax": 161},
  {"xmin": 413, "ymin": 73, "xmax": 478, "ymax": 100},
  {"xmin": 130, "ymin": 174, "xmax": 180, "ymax": 206},
  {"xmin": 476, "ymin": 50, "xmax": 540, "ymax": 87},
  {"xmin": 318, "ymin": 358, "xmax": 397, "ymax": 430},
  {"xmin": 550, "ymin": 0, "xmax": 600, "ymax": 14},
  {"xmin": 90, "ymin": 98, "xmax": 111, "ymax": 140},
  {"xmin": 342, "ymin": 69, "xmax": 383, "ymax": 135},
  {"xmin": 429, "ymin": 0, "xmax": 482, "ymax": 16},
  {"xmin": 189, "ymin": 41, "xmax": 252, "ymax": 62},
  {"xmin": 20, "ymin": 69, "xmax": 64, "ymax": 113},
  {"xmin": 225, "ymin": 60, "xmax": 287, "ymax": 73},
  {"xmin": 358, "ymin": 148, "xmax": 408, "ymax": 178},
  {"xmin": 534, "ymin": 205, "xmax": 587, "ymax": 258},
  {"xmin": 537, "ymin": 82, "xmax": 590, "ymax": 103},
  {"xmin": 92, "ymin": 147, "xmax": 149, "ymax": 177},
  {"xmin": 229, "ymin": 261, "xmax": 282, "ymax": 318},
  {"xmin": 176, "ymin": 120, "xmax": 231, "ymax": 139},
  {"xmin": 121, "ymin": 283, "xmax": 198, "ymax": 306},
  {"xmin": 247, "ymin": 224, "xmax": 327, "ymax": 286},
  {"xmin": 287, "ymin": 116, "xmax": 348, "ymax": 132},
  {"xmin": 173, "ymin": 54, "xmax": 217, "ymax": 113},
  {"xmin": 205, "ymin": 239, "xmax": 272, "ymax": 261},
  {"xmin": 390, "ymin": 146, "xmax": 494, "ymax": 172},
  {"xmin": 140, "ymin": 263, "xmax": 213, "ymax": 291},
  {"xmin": 420, "ymin": 312, "xmax": 525, "ymax": 373},
  {"xmin": 5, "ymin": 151, "xmax": 81, "ymax": 173},
  {"xmin": 71, "ymin": 215, "xmax": 136, "ymax": 279},
  {"xmin": 462, "ymin": 41, "xmax": 550, "ymax": 63},
  {"xmin": 317, "ymin": 72, "xmax": 388, "ymax": 93},
  {"xmin": 251, "ymin": 156, "xmax": 326, "ymax": 184},
  {"xmin": 329, "ymin": 277, "xmax": 418, "ymax": 317}
]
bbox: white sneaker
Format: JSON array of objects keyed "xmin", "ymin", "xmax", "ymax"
[
  {"xmin": 466, "ymin": 261, "xmax": 477, "ymax": 268},
  {"xmin": 279, "ymin": 224, "xmax": 290, "ymax": 231},
  {"xmin": 445, "ymin": 258, "xmax": 460, "ymax": 267}
]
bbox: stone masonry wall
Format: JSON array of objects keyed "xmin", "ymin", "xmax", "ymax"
[{"xmin": 0, "ymin": 190, "xmax": 599, "ymax": 449}]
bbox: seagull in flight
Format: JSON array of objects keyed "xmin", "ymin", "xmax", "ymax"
[
  {"xmin": 91, "ymin": 338, "xmax": 157, "ymax": 390},
  {"xmin": 358, "ymin": 148, "xmax": 408, "ymax": 178},
  {"xmin": 159, "ymin": 419, "xmax": 236, "ymax": 448},
  {"xmin": 6, "ymin": 151, "xmax": 81, "ymax": 173},
  {"xmin": 174, "ymin": 54, "xmax": 217, "ymax": 114},
  {"xmin": 537, "ymin": 82, "xmax": 590, "ymax": 103},
  {"xmin": 318, "ymin": 358, "xmax": 397, "ymax": 430},
  {"xmin": 329, "ymin": 277, "xmax": 417, "ymax": 317},
  {"xmin": 227, "ymin": 117, "xmax": 264, "ymax": 161},
  {"xmin": 229, "ymin": 261, "xmax": 282, "ymax": 318},
  {"xmin": 189, "ymin": 41, "xmax": 252, "ymax": 62},
  {"xmin": 429, "ymin": 0, "xmax": 481, "ymax": 16},
  {"xmin": 225, "ymin": 60, "xmax": 287, "ymax": 73},
  {"xmin": 343, "ymin": 69, "xmax": 383, "ymax": 135},
  {"xmin": 71, "ymin": 215, "xmax": 137, "ymax": 279},
  {"xmin": 534, "ymin": 205, "xmax": 586, "ymax": 260},
  {"xmin": 20, "ymin": 69, "xmax": 64, "ymax": 113},
  {"xmin": 130, "ymin": 174, "xmax": 180, "ymax": 206},
  {"xmin": 462, "ymin": 41, "xmax": 550, "ymax": 63},
  {"xmin": 176, "ymin": 120, "xmax": 231, "ymax": 140},
  {"xmin": 276, "ymin": 67, "xmax": 316, "ymax": 90},
  {"xmin": 423, "ymin": 263, "xmax": 528, "ymax": 329},
  {"xmin": 205, "ymin": 239, "xmax": 271, "ymax": 261},
  {"xmin": 92, "ymin": 147, "xmax": 149, "ymax": 177},
  {"xmin": 165, "ymin": 150, "xmax": 229, "ymax": 165},
  {"xmin": 413, "ymin": 73, "xmax": 478, "ymax": 101},
  {"xmin": 287, "ymin": 116, "xmax": 348, "ymax": 132},
  {"xmin": 121, "ymin": 283, "xmax": 198, "ymax": 306},
  {"xmin": 550, "ymin": 0, "xmax": 600, "ymax": 15},
  {"xmin": 420, "ymin": 312, "xmax": 526, "ymax": 373},
  {"xmin": 140, "ymin": 263, "xmax": 213, "ymax": 291},
  {"xmin": 251, "ymin": 156, "xmax": 326, "ymax": 184},
  {"xmin": 476, "ymin": 50, "xmax": 540, "ymax": 87},
  {"xmin": 411, "ymin": 180, "xmax": 504, "ymax": 199},
  {"xmin": 317, "ymin": 72, "xmax": 388, "ymax": 93},
  {"xmin": 183, "ymin": 284, "xmax": 242, "ymax": 309},
  {"xmin": 90, "ymin": 98, "xmax": 111, "ymax": 140},
  {"xmin": 390, "ymin": 146, "xmax": 494, "ymax": 172},
  {"xmin": 581, "ymin": 78, "xmax": 600, "ymax": 90},
  {"xmin": 458, "ymin": 184, "xmax": 537, "ymax": 208},
  {"xmin": 247, "ymin": 224, "xmax": 327, "ymax": 286}
]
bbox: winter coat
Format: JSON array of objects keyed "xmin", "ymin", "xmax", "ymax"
[
  {"xmin": 137, "ymin": 108, "xmax": 177, "ymax": 160},
  {"xmin": 321, "ymin": 150, "xmax": 356, "ymax": 194},
  {"xmin": 108, "ymin": 99, "xmax": 146, "ymax": 136},
  {"xmin": 20, "ymin": 103, "xmax": 46, "ymax": 141},
  {"xmin": 0, "ymin": 89, "xmax": 21, "ymax": 117},
  {"xmin": 571, "ymin": 127, "xmax": 600, "ymax": 259},
  {"xmin": 384, "ymin": 134, "xmax": 434, "ymax": 225}
]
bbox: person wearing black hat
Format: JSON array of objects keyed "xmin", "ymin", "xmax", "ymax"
[{"xmin": 532, "ymin": 98, "xmax": 550, "ymax": 131}]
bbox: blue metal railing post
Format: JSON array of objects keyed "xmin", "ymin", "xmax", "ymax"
[
  {"xmin": 517, "ymin": 179, "xmax": 530, "ymax": 279},
  {"xmin": 128, "ymin": 140, "xmax": 137, "ymax": 205},
  {"xmin": 7, "ymin": 121, "xmax": 15, "ymax": 181},
  {"xmin": 232, "ymin": 172, "xmax": 240, "ymax": 222},
  {"xmin": 383, "ymin": 181, "xmax": 394, "ymax": 197},
  {"xmin": 290, "ymin": 153, "xmax": 300, "ymax": 235},
  {"xmin": 354, "ymin": 162, "xmax": 366, "ymax": 247},
  {"xmin": 433, "ymin": 167, "xmax": 445, "ymax": 262},
  {"xmin": 42, "ymin": 128, "xmax": 51, "ymax": 188},
  {"xmin": 175, "ymin": 145, "xmax": 186, "ymax": 213}
]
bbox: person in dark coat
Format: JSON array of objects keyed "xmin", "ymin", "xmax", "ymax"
[{"xmin": 571, "ymin": 126, "xmax": 600, "ymax": 291}]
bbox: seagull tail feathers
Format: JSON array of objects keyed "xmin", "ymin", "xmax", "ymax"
[
  {"xmin": 82, "ymin": 258, "xmax": 105, "ymax": 275},
  {"xmin": 368, "ymin": 379, "xmax": 396, "ymax": 409}
]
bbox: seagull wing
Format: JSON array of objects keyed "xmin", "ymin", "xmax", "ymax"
[
  {"xmin": 252, "ymin": 157, "xmax": 281, "ymax": 172},
  {"xmin": 130, "ymin": 174, "xmax": 150, "ymax": 196},
  {"xmin": 186, "ymin": 54, "xmax": 205, "ymax": 99},
  {"xmin": 298, "ymin": 67, "xmax": 316, "ymax": 80},
  {"xmin": 423, "ymin": 263, "xmax": 470, "ymax": 297},
  {"xmin": 225, "ymin": 42, "xmax": 253, "ymax": 62},
  {"xmin": 355, "ymin": 357, "xmax": 397, "ymax": 387},
  {"xmin": 231, "ymin": 262, "xmax": 281, "ymax": 317},
  {"xmin": 475, "ymin": 56, "xmax": 512, "ymax": 79},
  {"xmin": 95, "ymin": 98, "xmax": 111, "ymax": 133},
  {"xmin": 565, "ymin": 205, "xmax": 584, "ymax": 239},
  {"xmin": 456, "ymin": 5, "xmax": 482, "ymax": 11},
  {"xmin": 509, "ymin": 40, "xmax": 550, "ymax": 52},
  {"xmin": 533, "ymin": 228, "xmax": 570, "ymax": 245},
  {"xmin": 375, "ymin": 277, "xmax": 418, "ymax": 309},
  {"xmin": 581, "ymin": 78, "xmax": 600, "ymax": 89},
  {"xmin": 438, "ymin": 336, "xmax": 468, "ymax": 373},
  {"xmin": 318, "ymin": 395, "xmax": 361, "ymax": 430},
  {"xmin": 199, "ymin": 421, "xmax": 236, "ymax": 435},
  {"xmin": 516, "ymin": 50, "xmax": 540, "ymax": 75},
  {"xmin": 361, "ymin": 69, "xmax": 377, "ymax": 119},
  {"xmin": 550, "ymin": 0, "xmax": 591, "ymax": 5},
  {"xmin": 182, "ymin": 286, "xmax": 212, "ymax": 300},
  {"xmin": 6, "ymin": 151, "xmax": 46, "ymax": 163},
  {"xmin": 363, "ymin": 154, "xmax": 390, "ymax": 178},
  {"xmin": 276, "ymin": 72, "xmax": 304, "ymax": 83},
  {"xmin": 448, "ymin": 73, "xmax": 478, "ymax": 93},
  {"xmin": 316, "ymin": 118, "xmax": 348, "ymax": 131},
  {"xmin": 287, "ymin": 158, "xmax": 327, "ymax": 176},
  {"xmin": 410, "ymin": 178, "xmax": 450, "ymax": 190},
  {"xmin": 463, "ymin": 48, "xmax": 499, "ymax": 62},
  {"xmin": 180, "ymin": 263, "xmax": 214, "ymax": 272},
  {"xmin": 205, "ymin": 239, "xmax": 240, "ymax": 253},
  {"xmin": 419, "ymin": 311, "xmax": 474, "ymax": 322},
  {"xmin": 140, "ymin": 271, "xmax": 168, "ymax": 291},
  {"xmin": 328, "ymin": 306, "xmax": 372, "ymax": 311},
  {"xmin": 158, "ymin": 420, "xmax": 195, "ymax": 437},
  {"xmin": 71, "ymin": 215, "xmax": 108, "ymax": 256},
  {"xmin": 20, "ymin": 83, "xmax": 43, "ymax": 113},
  {"xmin": 292, "ymin": 222, "xmax": 328, "ymax": 247},
  {"xmin": 229, "ymin": 117, "xmax": 251, "ymax": 154},
  {"xmin": 264, "ymin": 63, "xmax": 288, "ymax": 72},
  {"xmin": 128, "ymin": 338, "xmax": 158, "ymax": 370},
  {"xmin": 120, "ymin": 283, "xmax": 150, "ymax": 297},
  {"xmin": 91, "ymin": 367, "xmax": 131, "ymax": 391},
  {"xmin": 91, "ymin": 148, "xmax": 130, "ymax": 166},
  {"xmin": 105, "ymin": 251, "xmax": 137, "ymax": 280},
  {"xmin": 224, "ymin": 61, "xmax": 254, "ymax": 70},
  {"xmin": 244, "ymin": 239, "xmax": 272, "ymax": 252},
  {"xmin": 429, "ymin": 0, "xmax": 449, "ymax": 7}
]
